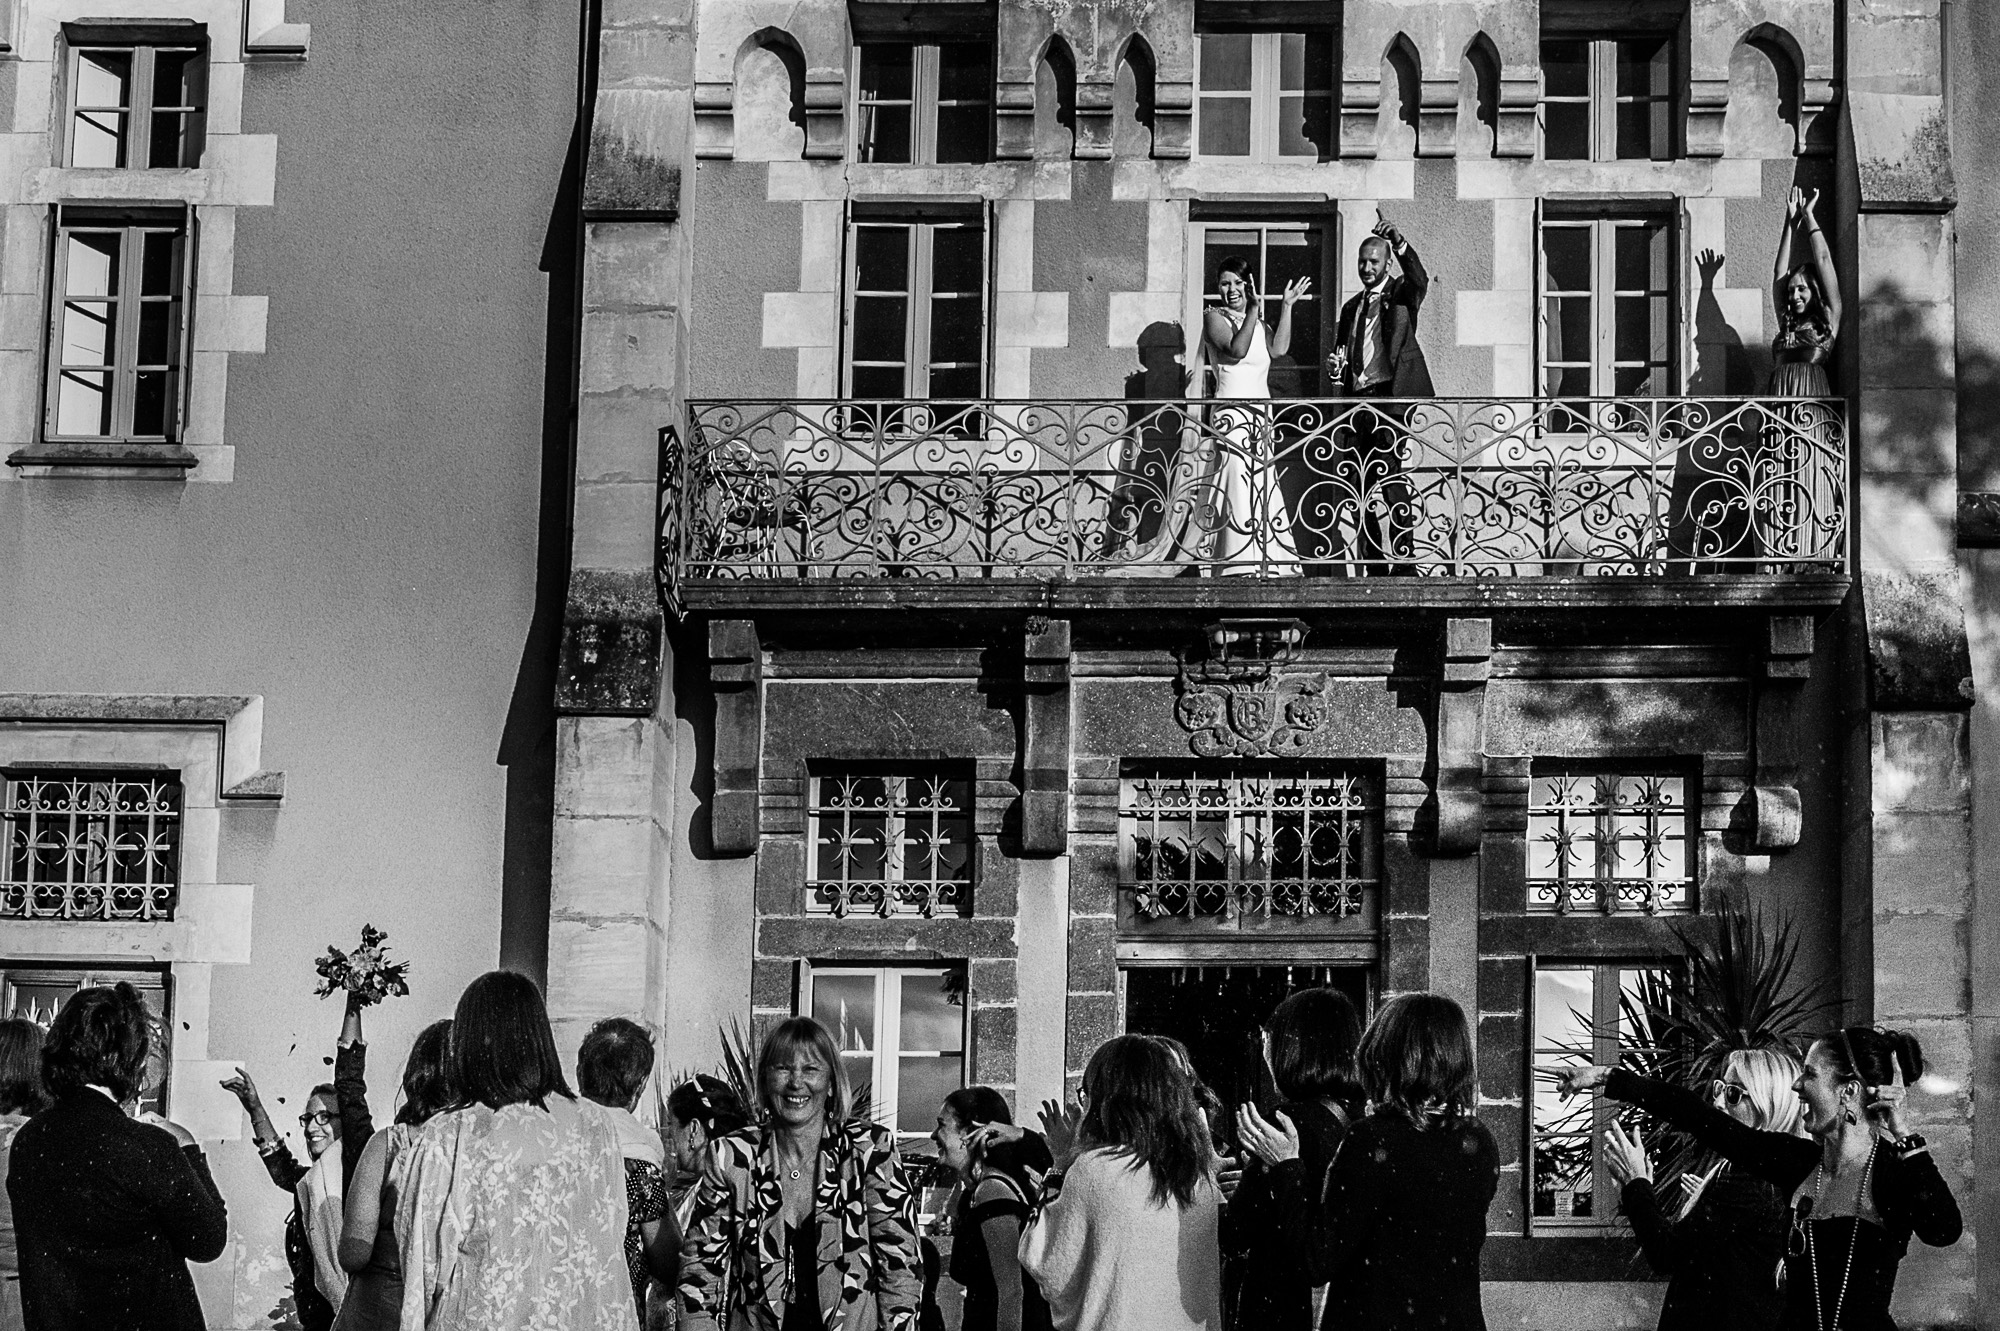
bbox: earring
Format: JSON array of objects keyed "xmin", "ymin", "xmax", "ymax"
[{"xmin": 1844, "ymin": 1106, "xmax": 1858, "ymax": 1126}]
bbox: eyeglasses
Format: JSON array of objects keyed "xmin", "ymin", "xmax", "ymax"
[
  {"xmin": 299, "ymin": 1110, "xmax": 337, "ymax": 1129},
  {"xmin": 1710, "ymin": 1080, "xmax": 1751, "ymax": 1109}
]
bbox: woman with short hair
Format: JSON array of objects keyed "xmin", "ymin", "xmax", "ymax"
[
  {"xmin": 332, "ymin": 1017, "xmax": 455, "ymax": 1331},
  {"xmin": 677, "ymin": 1016, "xmax": 923, "ymax": 1331},
  {"xmin": 1238, "ymin": 993, "xmax": 1497, "ymax": 1331},
  {"xmin": 0, "ymin": 1018, "xmax": 51, "ymax": 1331},
  {"xmin": 578, "ymin": 1017, "xmax": 681, "ymax": 1321},
  {"xmin": 1222, "ymin": 988, "xmax": 1363, "ymax": 1331},
  {"xmin": 1564, "ymin": 1026, "xmax": 1962, "ymax": 1331},
  {"xmin": 1602, "ymin": 1046, "xmax": 1805, "ymax": 1331},
  {"xmin": 395, "ymin": 972, "xmax": 639, "ymax": 1331},
  {"xmin": 1017, "ymin": 1034, "xmax": 1223, "ymax": 1331},
  {"xmin": 6, "ymin": 983, "xmax": 228, "ymax": 1331}
]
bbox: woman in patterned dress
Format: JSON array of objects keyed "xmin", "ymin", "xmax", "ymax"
[
  {"xmin": 394, "ymin": 972, "xmax": 641, "ymax": 1331},
  {"xmin": 677, "ymin": 1017, "xmax": 923, "ymax": 1331}
]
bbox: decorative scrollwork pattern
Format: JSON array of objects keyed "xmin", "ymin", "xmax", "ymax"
[
  {"xmin": 809, "ymin": 772, "xmax": 972, "ymax": 918},
  {"xmin": 1526, "ymin": 771, "xmax": 1692, "ymax": 915},
  {"xmin": 2, "ymin": 771, "xmax": 182, "ymax": 921},
  {"xmin": 661, "ymin": 397, "xmax": 1847, "ymax": 585},
  {"xmin": 1120, "ymin": 768, "xmax": 1378, "ymax": 923}
]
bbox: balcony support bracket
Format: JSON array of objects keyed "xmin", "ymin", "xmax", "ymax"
[
  {"xmin": 1750, "ymin": 615, "xmax": 1813, "ymax": 851},
  {"xmin": 1433, "ymin": 618, "xmax": 1491, "ymax": 857},
  {"xmin": 1021, "ymin": 617, "xmax": 1071, "ymax": 856},
  {"xmin": 710, "ymin": 619, "xmax": 763, "ymax": 856}
]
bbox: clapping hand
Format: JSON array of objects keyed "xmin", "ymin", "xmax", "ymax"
[
  {"xmin": 1604, "ymin": 1120, "xmax": 1652, "ymax": 1188},
  {"xmin": 1038, "ymin": 1098, "xmax": 1086, "ymax": 1169},
  {"xmin": 1234, "ymin": 1102, "xmax": 1300, "ymax": 1167}
]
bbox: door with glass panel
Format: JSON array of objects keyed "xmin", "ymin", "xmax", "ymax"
[
  {"xmin": 845, "ymin": 212, "xmax": 988, "ymax": 401},
  {"xmin": 1190, "ymin": 220, "xmax": 1332, "ymax": 398},
  {"xmin": 804, "ymin": 964, "xmax": 967, "ymax": 1145},
  {"xmin": 1539, "ymin": 209, "xmax": 1675, "ymax": 398}
]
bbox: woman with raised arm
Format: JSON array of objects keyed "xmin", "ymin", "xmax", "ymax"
[
  {"xmin": 932, "ymin": 1086, "xmax": 1052, "ymax": 1331},
  {"xmin": 1190, "ymin": 257, "xmax": 1309, "ymax": 573},
  {"xmin": 1602, "ymin": 1047, "xmax": 1805, "ymax": 1331},
  {"xmin": 1236, "ymin": 992, "xmax": 1497, "ymax": 1331},
  {"xmin": 1017, "ymin": 1034, "xmax": 1223, "ymax": 1331},
  {"xmin": 677, "ymin": 1016, "xmax": 922, "ymax": 1331},
  {"xmin": 1561, "ymin": 1027, "xmax": 1962, "ymax": 1330},
  {"xmin": 1770, "ymin": 186, "xmax": 1841, "ymax": 397}
]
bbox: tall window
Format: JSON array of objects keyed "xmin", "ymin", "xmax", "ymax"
[
  {"xmin": 1531, "ymin": 961, "xmax": 1674, "ymax": 1231},
  {"xmin": 845, "ymin": 213, "xmax": 987, "ymax": 399},
  {"xmin": 855, "ymin": 43, "xmax": 992, "ymax": 164},
  {"xmin": 810, "ymin": 771, "xmax": 973, "ymax": 916},
  {"xmin": 1195, "ymin": 32, "xmax": 1334, "ymax": 161},
  {"xmin": 67, "ymin": 40, "xmax": 206, "ymax": 168},
  {"xmin": 806, "ymin": 965, "xmax": 966, "ymax": 1143},
  {"xmin": 45, "ymin": 207, "xmax": 192, "ymax": 442},
  {"xmin": 1540, "ymin": 208, "xmax": 1674, "ymax": 397},
  {"xmin": 1540, "ymin": 36, "xmax": 1675, "ymax": 161},
  {"xmin": 1527, "ymin": 768, "xmax": 1692, "ymax": 914},
  {"xmin": 2, "ymin": 769, "xmax": 182, "ymax": 921},
  {"xmin": 1120, "ymin": 767, "xmax": 1379, "ymax": 922},
  {"xmin": 1196, "ymin": 221, "xmax": 1330, "ymax": 396}
]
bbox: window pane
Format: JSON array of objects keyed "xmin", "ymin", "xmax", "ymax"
[
  {"xmin": 851, "ymin": 365, "xmax": 906, "ymax": 399},
  {"xmin": 851, "ymin": 297, "xmax": 908, "ymax": 364},
  {"xmin": 855, "ymin": 227, "xmax": 910, "ymax": 292},
  {"xmin": 858, "ymin": 105, "xmax": 912, "ymax": 163},
  {"xmin": 898, "ymin": 971, "xmax": 964, "ymax": 1052},
  {"xmin": 72, "ymin": 111, "xmax": 127, "ymax": 168},
  {"xmin": 929, "ymin": 297, "xmax": 983, "ymax": 364},
  {"xmin": 1615, "ymin": 38, "xmax": 1670, "ymax": 97},
  {"xmin": 1543, "ymin": 366, "xmax": 1589, "ymax": 397},
  {"xmin": 1614, "ymin": 295, "xmax": 1656, "ymax": 362},
  {"xmin": 141, "ymin": 232, "xmax": 179, "ymax": 296},
  {"xmin": 137, "ymin": 301, "xmax": 175, "ymax": 364},
  {"xmin": 75, "ymin": 49, "xmax": 133, "ymax": 106},
  {"xmin": 1277, "ymin": 95, "xmax": 1331, "ymax": 158},
  {"xmin": 930, "ymin": 227, "xmax": 983, "ymax": 293},
  {"xmin": 1615, "ymin": 101, "xmax": 1664, "ymax": 160},
  {"xmin": 1542, "ymin": 226, "xmax": 1590, "ymax": 292},
  {"xmin": 61, "ymin": 301, "xmax": 115, "ymax": 366},
  {"xmin": 1546, "ymin": 296, "xmax": 1591, "ymax": 369},
  {"xmin": 859, "ymin": 45, "xmax": 914, "ymax": 101},
  {"xmin": 65, "ymin": 232, "xmax": 121, "ymax": 298},
  {"xmin": 813, "ymin": 973, "xmax": 878, "ymax": 1053},
  {"xmin": 927, "ymin": 365, "xmax": 981, "ymax": 398},
  {"xmin": 1543, "ymin": 102, "xmax": 1589, "ymax": 160},
  {"xmin": 1615, "ymin": 365, "xmax": 1664, "ymax": 396},
  {"xmin": 936, "ymin": 44, "xmax": 991, "ymax": 101},
  {"xmin": 56, "ymin": 370, "xmax": 114, "ymax": 435},
  {"xmin": 1535, "ymin": 967, "xmax": 1593, "ymax": 1054},
  {"xmin": 897, "ymin": 1052, "xmax": 962, "ymax": 1131},
  {"xmin": 1199, "ymin": 97, "xmax": 1252, "ymax": 156},
  {"xmin": 154, "ymin": 50, "xmax": 200, "ymax": 106},
  {"xmin": 1199, "ymin": 34, "xmax": 1253, "ymax": 92},
  {"xmin": 131, "ymin": 371, "xmax": 169, "ymax": 436},
  {"xmin": 149, "ymin": 112, "xmax": 187, "ymax": 168},
  {"xmin": 1612, "ymin": 226, "xmax": 1657, "ymax": 291},
  {"xmin": 935, "ymin": 105, "xmax": 989, "ymax": 163},
  {"xmin": 1541, "ymin": 40, "xmax": 1588, "ymax": 97}
]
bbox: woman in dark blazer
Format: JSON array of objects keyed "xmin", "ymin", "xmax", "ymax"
[
  {"xmin": 5, "ymin": 982, "xmax": 228, "ymax": 1331},
  {"xmin": 1222, "ymin": 987, "xmax": 1363, "ymax": 1331}
]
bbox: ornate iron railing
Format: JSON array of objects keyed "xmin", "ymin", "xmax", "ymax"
[
  {"xmin": 2, "ymin": 770, "xmax": 182, "ymax": 921},
  {"xmin": 660, "ymin": 396, "xmax": 1846, "ymax": 589}
]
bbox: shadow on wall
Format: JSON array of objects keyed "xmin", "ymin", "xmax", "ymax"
[{"xmin": 495, "ymin": 110, "xmax": 586, "ymax": 984}]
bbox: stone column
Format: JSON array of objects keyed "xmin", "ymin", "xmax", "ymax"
[
  {"xmin": 1847, "ymin": 1, "xmax": 1976, "ymax": 1320},
  {"xmin": 547, "ymin": 0, "xmax": 694, "ymax": 1064}
]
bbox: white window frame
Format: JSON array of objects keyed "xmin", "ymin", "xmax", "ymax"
[
  {"xmin": 842, "ymin": 209, "xmax": 990, "ymax": 400},
  {"xmin": 800, "ymin": 963, "xmax": 967, "ymax": 1143},
  {"xmin": 1528, "ymin": 958, "xmax": 1673, "ymax": 1235},
  {"xmin": 1538, "ymin": 34, "xmax": 1676, "ymax": 163},
  {"xmin": 1536, "ymin": 204, "xmax": 1678, "ymax": 399},
  {"xmin": 64, "ymin": 39, "xmax": 208, "ymax": 169},
  {"xmin": 1192, "ymin": 30, "xmax": 1335, "ymax": 163},
  {"xmin": 852, "ymin": 42, "xmax": 993, "ymax": 166},
  {"xmin": 43, "ymin": 205, "xmax": 195, "ymax": 444},
  {"xmin": 1182, "ymin": 217, "xmax": 1337, "ymax": 398}
]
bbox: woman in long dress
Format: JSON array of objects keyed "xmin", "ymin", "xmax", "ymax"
[
  {"xmin": 1196, "ymin": 259, "xmax": 1309, "ymax": 574},
  {"xmin": 1762, "ymin": 185, "xmax": 1842, "ymax": 562}
]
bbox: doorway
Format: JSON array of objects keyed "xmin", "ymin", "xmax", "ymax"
[{"xmin": 1121, "ymin": 962, "xmax": 1370, "ymax": 1147}]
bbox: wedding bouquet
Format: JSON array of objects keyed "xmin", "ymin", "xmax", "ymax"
[{"xmin": 313, "ymin": 924, "xmax": 411, "ymax": 1006}]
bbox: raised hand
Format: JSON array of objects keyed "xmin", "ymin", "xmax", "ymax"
[
  {"xmin": 218, "ymin": 1066, "xmax": 261, "ymax": 1106},
  {"xmin": 1696, "ymin": 248, "xmax": 1724, "ymax": 284},
  {"xmin": 1372, "ymin": 218, "xmax": 1405, "ymax": 249},
  {"xmin": 1282, "ymin": 277, "xmax": 1313, "ymax": 306},
  {"xmin": 1604, "ymin": 1120, "xmax": 1652, "ymax": 1187},
  {"xmin": 1803, "ymin": 188, "xmax": 1823, "ymax": 225},
  {"xmin": 965, "ymin": 1121, "xmax": 1026, "ymax": 1156},
  {"xmin": 1234, "ymin": 1102, "xmax": 1300, "ymax": 1167},
  {"xmin": 1865, "ymin": 1059, "xmax": 1911, "ymax": 1139},
  {"xmin": 1039, "ymin": 1098, "xmax": 1086, "ymax": 1167}
]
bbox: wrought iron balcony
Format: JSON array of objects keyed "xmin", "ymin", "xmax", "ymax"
[{"xmin": 658, "ymin": 396, "xmax": 1848, "ymax": 610}]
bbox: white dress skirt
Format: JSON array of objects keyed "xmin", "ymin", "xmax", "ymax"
[{"xmin": 1205, "ymin": 310, "xmax": 1301, "ymax": 574}]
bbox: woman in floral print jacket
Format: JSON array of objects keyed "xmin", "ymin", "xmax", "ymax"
[{"xmin": 678, "ymin": 1017, "xmax": 922, "ymax": 1331}]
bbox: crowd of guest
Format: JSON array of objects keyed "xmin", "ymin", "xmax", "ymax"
[{"xmin": 0, "ymin": 970, "xmax": 1964, "ymax": 1331}]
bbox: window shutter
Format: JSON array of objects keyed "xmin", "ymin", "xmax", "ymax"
[
  {"xmin": 173, "ymin": 204, "xmax": 196, "ymax": 443},
  {"xmin": 1532, "ymin": 196, "xmax": 1545, "ymax": 398}
]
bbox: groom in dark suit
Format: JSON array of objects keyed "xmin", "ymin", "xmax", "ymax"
[{"xmin": 1328, "ymin": 219, "xmax": 1432, "ymax": 572}]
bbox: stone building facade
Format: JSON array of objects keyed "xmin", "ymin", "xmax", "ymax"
[{"xmin": 561, "ymin": 0, "xmax": 1993, "ymax": 1323}]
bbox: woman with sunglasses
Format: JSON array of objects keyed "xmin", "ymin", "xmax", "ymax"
[
  {"xmin": 1599, "ymin": 1048, "xmax": 1805, "ymax": 1330},
  {"xmin": 221, "ymin": 992, "xmax": 376, "ymax": 1331},
  {"xmin": 1562, "ymin": 1027, "xmax": 1961, "ymax": 1330}
]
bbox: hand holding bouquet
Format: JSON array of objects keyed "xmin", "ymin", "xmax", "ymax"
[{"xmin": 314, "ymin": 924, "xmax": 411, "ymax": 1008}]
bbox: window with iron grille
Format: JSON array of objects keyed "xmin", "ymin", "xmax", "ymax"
[
  {"xmin": 2, "ymin": 769, "xmax": 182, "ymax": 920},
  {"xmin": 1527, "ymin": 768, "xmax": 1692, "ymax": 914},
  {"xmin": 1120, "ymin": 767, "xmax": 1379, "ymax": 921},
  {"xmin": 809, "ymin": 771, "xmax": 972, "ymax": 917}
]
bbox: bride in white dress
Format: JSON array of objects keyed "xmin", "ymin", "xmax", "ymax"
[{"xmin": 1197, "ymin": 259, "xmax": 1308, "ymax": 573}]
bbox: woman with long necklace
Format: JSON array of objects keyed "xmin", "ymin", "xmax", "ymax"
[
  {"xmin": 678, "ymin": 1017, "xmax": 923, "ymax": 1331},
  {"xmin": 1561, "ymin": 1027, "xmax": 1961, "ymax": 1329}
]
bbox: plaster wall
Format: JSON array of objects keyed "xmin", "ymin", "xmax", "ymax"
[{"xmin": 0, "ymin": 0, "xmax": 578, "ymax": 1323}]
